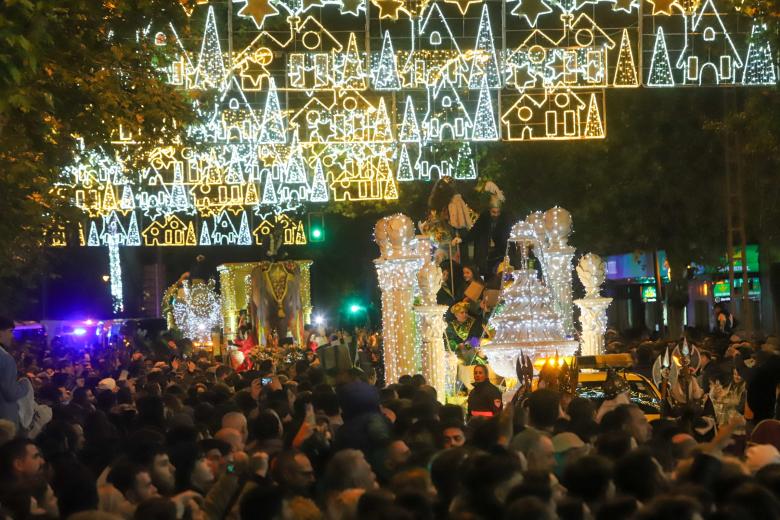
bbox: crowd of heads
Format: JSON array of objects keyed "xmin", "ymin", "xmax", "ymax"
[{"xmin": 1, "ymin": 317, "xmax": 780, "ymax": 520}]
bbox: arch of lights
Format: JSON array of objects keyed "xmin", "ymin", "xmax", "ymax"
[{"xmin": 56, "ymin": 0, "xmax": 776, "ymax": 254}]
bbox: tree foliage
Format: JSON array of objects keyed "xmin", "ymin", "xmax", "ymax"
[{"xmin": 0, "ymin": 0, "xmax": 198, "ymax": 311}]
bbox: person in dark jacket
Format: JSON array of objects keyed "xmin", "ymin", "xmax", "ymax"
[
  {"xmin": 467, "ymin": 365, "xmax": 502, "ymax": 418},
  {"xmin": 334, "ymin": 380, "xmax": 392, "ymax": 474},
  {"xmin": 465, "ymin": 205, "xmax": 512, "ymax": 278}
]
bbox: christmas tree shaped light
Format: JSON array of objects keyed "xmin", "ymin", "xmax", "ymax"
[
  {"xmin": 88, "ymin": 222, "xmax": 100, "ymax": 247},
  {"xmin": 294, "ymin": 221, "xmax": 307, "ymax": 244},
  {"xmin": 648, "ymin": 27, "xmax": 675, "ymax": 87},
  {"xmin": 469, "ymin": 4, "xmax": 501, "ymax": 89},
  {"xmin": 120, "ymin": 185, "xmax": 135, "ymax": 210},
  {"xmin": 194, "ymin": 6, "xmax": 226, "ymax": 90},
  {"xmin": 613, "ymin": 29, "xmax": 638, "ymax": 87},
  {"xmin": 384, "ymin": 175, "xmax": 399, "ymax": 199},
  {"xmin": 224, "ymin": 146, "xmax": 245, "ymax": 184},
  {"xmin": 373, "ymin": 31, "xmax": 401, "ymax": 90},
  {"xmin": 583, "ymin": 93, "xmax": 604, "ymax": 138},
  {"xmin": 396, "ymin": 144, "xmax": 415, "ymax": 181},
  {"xmin": 200, "ymin": 222, "xmax": 212, "ymax": 246},
  {"xmin": 373, "ymin": 98, "xmax": 394, "ymax": 142},
  {"xmin": 484, "ymin": 221, "xmax": 578, "ymax": 378},
  {"xmin": 309, "ymin": 159, "xmax": 329, "ymax": 202},
  {"xmin": 259, "ymin": 78, "xmax": 286, "ymax": 143},
  {"xmin": 472, "ymin": 77, "xmax": 499, "ymax": 141},
  {"xmin": 742, "ymin": 24, "xmax": 777, "ymax": 85},
  {"xmin": 337, "ymin": 33, "xmax": 367, "ymax": 89},
  {"xmin": 285, "ymin": 153, "xmax": 308, "ymax": 186},
  {"xmin": 399, "ymin": 96, "xmax": 421, "ymax": 143},
  {"xmin": 126, "ymin": 213, "xmax": 141, "ymax": 246},
  {"xmin": 453, "ymin": 142, "xmax": 477, "ymax": 180},
  {"xmin": 103, "ymin": 185, "xmax": 117, "ymax": 211},
  {"xmin": 237, "ymin": 211, "xmax": 252, "ymax": 245},
  {"xmin": 261, "ymin": 171, "xmax": 278, "ymax": 205},
  {"xmin": 245, "ymin": 182, "xmax": 259, "ymax": 205},
  {"xmin": 185, "ymin": 222, "xmax": 197, "ymax": 246}
]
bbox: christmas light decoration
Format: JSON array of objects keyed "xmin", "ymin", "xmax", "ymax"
[
  {"xmin": 574, "ymin": 253, "xmax": 612, "ymax": 356},
  {"xmin": 469, "ymin": 4, "xmax": 501, "ymax": 89},
  {"xmin": 374, "ymin": 214, "xmax": 423, "ymax": 384},
  {"xmin": 194, "ymin": 6, "xmax": 226, "ymax": 90},
  {"xmin": 172, "ymin": 279, "xmax": 223, "ymax": 343},
  {"xmin": 453, "ymin": 142, "xmax": 477, "ymax": 180},
  {"xmin": 107, "ymin": 222, "xmax": 124, "ymax": 314},
  {"xmin": 258, "ymin": 78, "xmax": 286, "ymax": 144},
  {"xmin": 396, "ymin": 144, "xmax": 416, "ymax": 181},
  {"xmin": 58, "ymin": 0, "xmax": 775, "ymax": 246},
  {"xmin": 675, "ymin": 0, "xmax": 743, "ymax": 85},
  {"xmin": 373, "ymin": 31, "xmax": 402, "ymax": 90},
  {"xmin": 742, "ymin": 24, "xmax": 777, "ymax": 85},
  {"xmin": 647, "ymin": 27, "xmax": 675, "ymax": 87},
  {"xmin": 613, "ymin": 29, "xmax": 639, "ymax": 87},
  {"xmin": 484, "ymin": 220, "xmax": 578, "ymax": 378},
  {"xmin": 472, "ymin": 77, "xmax": 500, "ymax": 141}
]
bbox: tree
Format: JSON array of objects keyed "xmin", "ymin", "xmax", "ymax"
[{"xmin": 0, "ymin": 0, "xmax": 197, "ymax": 314}]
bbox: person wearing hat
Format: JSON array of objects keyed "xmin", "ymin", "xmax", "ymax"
[
  {"xmin": 596, "ymin": 369, "xmax": 631, "ymax": 423},
  {"xmin": 552, "ymin": 432, "xmax": 588, "ymax": 476},
  {"xmin": 463, "ymin": 182, "xmax": 512, "ymax": 278},
  {"xmin": 446, "ymin": 302, "xmax": 485, "ymax": 365}
]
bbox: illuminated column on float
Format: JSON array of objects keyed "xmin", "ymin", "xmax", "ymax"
[
  {"xmin": 299, "ymin": 260, "xmax": 313, "ymax": 325},
  {"xmin": 542, "ymin": 207, "xmax": 576, "ymax": 336},
  {"xmin": 413, "ymin": 237, "xmax": 452, "ymax": 400},
  {"xmin": 374, "ymin": 215, "xmax": 422, "ymax": 385},
  {"xmin": 574, "ymin": 253, "xmax": 613, "ymax": 356}
]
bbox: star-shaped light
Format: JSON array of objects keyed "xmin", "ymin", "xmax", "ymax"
[
  {"xmin": 371, "ymin": 0, "xmax": 406, "ymax": 19},
  {"xmin": 610, "ymin": 0, "xmax": 638, "ymax": 11},
  {"xmin": 647, "ymin": 0, "xmax": 681, "ymax": 15},
  {"xmin": 510, "ymin": 0, "xmax": 553, "ymax": 27},
  {"xmin": 237, "ymin": 0, "xmax": 279, "ymax": 29},
  {"xmin": 512, "ymin": 63, "xmax": 538, "ymax": 90},
  {"xmin": 340, "ymin": 0, "xmax": 364, "ymax": 15},
  {"xmin": 444, "ymin": 0, "xmax": 482, "ymax": 15},
  {"xmin": 544, "ymin": 49, "xmax": 566, "ymax": 83}
]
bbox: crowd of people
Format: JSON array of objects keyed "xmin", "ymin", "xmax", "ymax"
[{"xmin": 2, "ymin": 313, "xmax": 780, "ymax": 520}]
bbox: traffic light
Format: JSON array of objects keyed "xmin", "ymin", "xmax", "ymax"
[{"xmin": 308, "ymin": 212, "xmax": 325, "ymax": 243}]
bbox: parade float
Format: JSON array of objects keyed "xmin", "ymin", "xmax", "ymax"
[{"xmin": 375, "ymin": 205, "xmax": 614, "ymax": 398}]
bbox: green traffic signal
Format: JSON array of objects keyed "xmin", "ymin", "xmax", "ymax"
[{"xmin": 308, "ymin": 212, "xmax": 325, "ymax": 242}]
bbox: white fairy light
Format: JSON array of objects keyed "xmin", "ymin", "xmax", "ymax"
[
  {"xmin": 172, "ymin": 279, "xmax": 223, "ymax": 343},
  {"xmin": 485, "ymin": 220, "xmax": 577, "ymax": 378}
]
